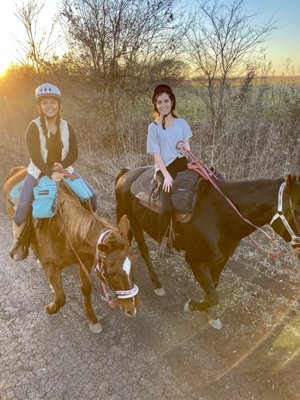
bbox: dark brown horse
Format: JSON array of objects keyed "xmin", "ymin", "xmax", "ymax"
[
  {"xmin": 3, "ymin": 166, "xmax": 139, "ymax": 333},
  {"xmin": 115, "ymin": 167, "xmax": 300, "ymax": 328}
]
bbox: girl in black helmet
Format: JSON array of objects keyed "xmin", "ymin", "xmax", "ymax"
[
  {"xmin": 147, "ymin": 84, "xmax": 192, "ymax": 245},
  {"xmin": 11, "ymin": 83, "xmax": 97, "ymax": 260}
]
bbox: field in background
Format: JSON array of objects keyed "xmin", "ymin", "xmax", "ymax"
[{"xmin": 0, "ymin": 73, "xmax": 299, "ymax": 206}]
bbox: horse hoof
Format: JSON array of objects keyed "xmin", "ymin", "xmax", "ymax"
[
  {"xmin": 184, "ymin": 300, "xmax": 192, "ymax": 312},
  {"xmin": 89, "ymin": 322, "xmax": 103, "ymax": 333},
  {"xmin": 154, "ymin": 287, "xmax": 165, "ymax": 296},
  {"xmin": 208, "ymin": 318, "xmax": 222, "ymax": 330},
  {"xmin": 45, "ymin": 303, "xmax": 58, "ymax": 314}
]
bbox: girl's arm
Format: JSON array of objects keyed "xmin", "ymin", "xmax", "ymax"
[
  {"xmin": 153, "ymin": 152, "xmax": 173, "ymax": 192},
  {"xmin": 61, "ymin": 124, "xmax": 78, "ymax": 168}
]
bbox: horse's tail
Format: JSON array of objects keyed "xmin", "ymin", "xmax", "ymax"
[{"xmin": 115, "ymin": 168, "xmax": 129, "ymax": 186}]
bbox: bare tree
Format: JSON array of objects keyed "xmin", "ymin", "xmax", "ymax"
[
  {"xmin": 15, "ymin": 0, "xmax": 63, "ymax": 79},
  {"xmin": 59, "ymin": 0, "xmax": 187, "ymax": 143},
  {"xmin": 184, "ymin": 0, "xmax": 277, "ymax": 164},
  {"xmin": 60, "ymin": 0, "xmax": 185, "ymax": 94}
]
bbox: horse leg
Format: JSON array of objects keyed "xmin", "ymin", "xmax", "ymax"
[
  {"xmin": 186, "ymin": 262, "xmax": 219, "ymax": 311},
  {"xmin": 211, "ymin": 257, "xmax": 228, "ymax": 288},
  {"xmin": 185, "ymin": 261, "xmax": 224, "ymax": 329},
  {"xmin": 78, "ymin": 262, "xmax": 102, "ymax": 334},
  {"xmin": 43, "ymin": 263, "xmax": 66, "ymax": 314},
  {"xmin": 130, "ymin": 219, "xmax": 165, "ymax": 296}
]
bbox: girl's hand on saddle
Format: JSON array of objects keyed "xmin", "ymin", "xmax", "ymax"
[
  {"xmin": 163, "ymin": 174, "xmax": 173, "ymax": 192},
  {"xmin": 51, "ymin": 171, "xmax": 65, "ymax": 182}
]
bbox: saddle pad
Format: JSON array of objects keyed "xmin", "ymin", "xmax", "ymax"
[
  {"xmin": 131, "ymin": 167, "xmax": 163, "ymax": 212},
  {"xmin": 9, "ymin": 179, "xmax": 25, "ymax": 205},
  {"xmin": 32, "ymin": 176, "xmax": 58, "ymax": 218},
  {"xmin": 64, "ymin": 177, "xmax": 93, "ymax": 200}
]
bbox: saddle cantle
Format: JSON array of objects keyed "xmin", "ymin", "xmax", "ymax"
[{"xmin": 131, "ymin": 167, "xmax": 200, "ymax": 223}]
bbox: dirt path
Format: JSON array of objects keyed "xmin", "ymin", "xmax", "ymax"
[{"xmin": 1, "ymin": 171, "xmax": 300, "ymax": 399}]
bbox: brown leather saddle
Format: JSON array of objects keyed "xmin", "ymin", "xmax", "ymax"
[
  {"xmin": 131, "ymin": 167, "xmax": 162, "ymax": 213},
  {"xmin": 131, "ymin": 167, "xmax": 196, "ymax": 223}
]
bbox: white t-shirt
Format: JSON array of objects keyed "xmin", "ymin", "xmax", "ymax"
[{"xmin": 147, "ymin": 118, "xmax": 192, "ymax": 167}]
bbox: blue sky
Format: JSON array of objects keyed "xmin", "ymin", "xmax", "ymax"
[
  {"xmin": 242, "ymin": 0, "xmax": 300, "ymax": 73},
  {"xmin": 0, "ymin": 0, "xmax": 299, "ymax": 75}
]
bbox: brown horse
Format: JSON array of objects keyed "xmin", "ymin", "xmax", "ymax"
[
  {"xmin": 115, "ymin": 167, "xmax": 300, "ymax": 329},
  {"xmin": 3, "ymin": 166, "xmax": 139, "ymax": 333}
]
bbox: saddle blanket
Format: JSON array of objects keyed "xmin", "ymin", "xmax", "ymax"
[{"xmin": 9, "ymin": 179, "xmax": 25, "ymax": 205}]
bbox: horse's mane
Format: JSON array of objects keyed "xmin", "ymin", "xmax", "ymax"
[{"xmin": 57, "ymin": 186, "xmax": 106, "ymax": 245}]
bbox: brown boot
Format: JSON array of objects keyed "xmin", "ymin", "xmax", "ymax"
[{"xmin": 10, "ymin": 221, "xmax": 29, "ymax": 261}]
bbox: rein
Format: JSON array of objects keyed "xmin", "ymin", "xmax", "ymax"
[{"xmin": 177, "ymin": 141, "xmax": 300, "ymax": 259}]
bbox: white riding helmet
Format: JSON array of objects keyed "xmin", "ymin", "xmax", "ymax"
[{"xmin": 35, "ymin": 83, "xmax": 61, "ymax": 102}]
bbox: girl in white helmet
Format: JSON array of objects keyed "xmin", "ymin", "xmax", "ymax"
[{"xmin": 11, "ymin": 83, "xmax": 97, "ymax": 260}]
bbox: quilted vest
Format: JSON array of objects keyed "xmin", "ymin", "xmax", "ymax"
[{"xmin": 27, "ymin": 118, "xmax": 74, "ymax": 179}]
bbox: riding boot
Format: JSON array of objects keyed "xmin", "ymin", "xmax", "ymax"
[{"xmin": 10, "ymin": 221, "xmax": 29, "ymax": 261}]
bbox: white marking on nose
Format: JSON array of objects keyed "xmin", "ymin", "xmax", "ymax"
[{"xmin": 122, "ymin": 257, "xmax": 131, "ymax": 276}]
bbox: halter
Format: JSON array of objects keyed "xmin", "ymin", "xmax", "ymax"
[
  {"xmin": 270, "ymin": 182, "xmax": 300, "ymax": 247},
  {"xmin": 95, "ymin": 229, "xmax": 139, "ymax": 305}
]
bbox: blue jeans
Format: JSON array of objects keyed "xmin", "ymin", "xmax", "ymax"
[{"xmin": 14, "ymin": 172, "xmax": 97, "ymax": 226}]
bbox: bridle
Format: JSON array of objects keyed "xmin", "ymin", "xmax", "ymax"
[
  {"xmin": 95, "ymin": 229, "xmax": 139, "ymax": 307},
  {"xmin": 270, "ymin": 182, "xmax": 300, "ymax": 248},
  {"xmin": 57, "ymin": 199, "xmax": 138, "ymax": 308}
]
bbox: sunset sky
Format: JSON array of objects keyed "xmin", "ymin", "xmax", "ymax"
[{"xmin": 0, "ymin": 0, "xmax": 299, "ymax": 76}]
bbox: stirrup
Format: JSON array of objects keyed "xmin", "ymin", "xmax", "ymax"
[{"xmin": 158, "ymin": 220, "xmax": 175, "ymax": 258}]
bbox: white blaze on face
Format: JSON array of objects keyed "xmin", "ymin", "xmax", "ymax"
[{"xmin": 122, "ymin": 257, "xmax": 131, "ymax": 277}]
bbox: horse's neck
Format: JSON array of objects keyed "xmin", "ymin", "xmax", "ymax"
[
  {"xmin": 219, "ymin": 178, "xmax": 283, "ymax": 226},
  {"xmin": 87, "ymin": 218, "xmax": 113, "ymax": 246}
]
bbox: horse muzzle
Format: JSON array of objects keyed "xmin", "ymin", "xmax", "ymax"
[
  {"xmin": 9, "ymin": 242, "xmax": 29, "ymax": 261},
  {"xmin": 117, "ymin": 286, "xmax": 140, "ymax": 317}
]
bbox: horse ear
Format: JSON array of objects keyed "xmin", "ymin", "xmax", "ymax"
[
  {"xmin": 98, "ymin": 243, "xmax": 109, "ymax": 253},
  {"xmin": 118, "ymin": 215, "xmax": 130, "ymax": 238}
]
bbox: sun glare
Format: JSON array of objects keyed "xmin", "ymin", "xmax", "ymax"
[{"xmin": 0, "ymin": 63, "xmax": 9, "ymax": 78}]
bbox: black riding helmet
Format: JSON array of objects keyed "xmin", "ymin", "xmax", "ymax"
[{"xmin": 152, "ymin": 84, "xmax": 176, "ymax": 113}]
